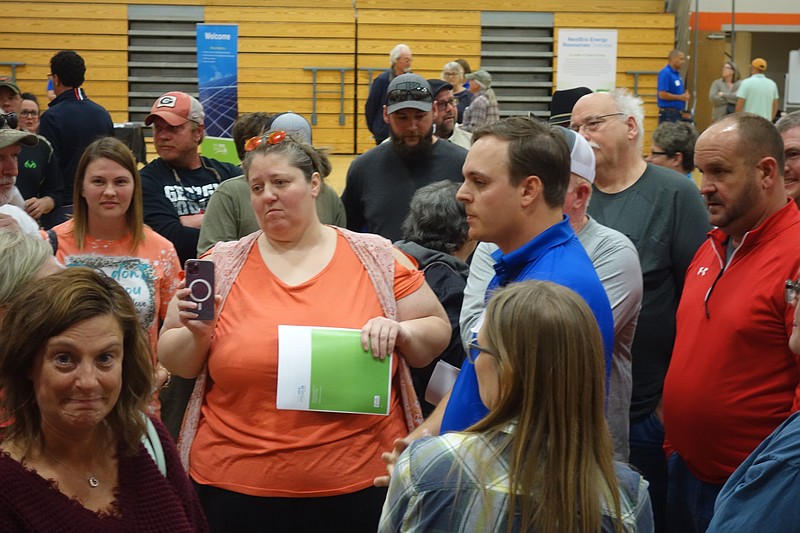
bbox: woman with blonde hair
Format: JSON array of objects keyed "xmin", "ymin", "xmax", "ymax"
[
  {"xmin": 0, "ymin": 230, "xmax": 60, "ymax": 316},
  {"xmin": 441, "ymin": 61, "xmax": 472, "ymax": 123},
  {"xmin": 47, "ymin": 137, "xmax": 180, "ymax": 410},
  {"xmin": 380, "ymin": 280, "xmax": 653, "ymax": 532}
]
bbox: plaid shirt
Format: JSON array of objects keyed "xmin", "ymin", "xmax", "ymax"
[
  {"xmin": 460, "ymin": 92, "xmax": 500, "ymax": 132},
  {"xmin": 379, "ymin": 428, "xmax": 653, "ymax": 532}
]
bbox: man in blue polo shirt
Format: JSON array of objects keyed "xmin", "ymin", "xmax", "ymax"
[
  {"xmin": 374, "ymin": 117, "xmax": 614, "ymax": 485},
  {"xmin": 657, "ymin": 49, "xmax": 690, "ymax": 123}
]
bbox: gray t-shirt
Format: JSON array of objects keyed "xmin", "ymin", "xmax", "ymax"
[{"xmin": 587, "ymin": 163, "xmax": 710, "ymax": 422}]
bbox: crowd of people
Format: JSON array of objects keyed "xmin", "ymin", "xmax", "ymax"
[{"xmin": 1, "ymin": 43, "xmax": 800, "ymax": 533}]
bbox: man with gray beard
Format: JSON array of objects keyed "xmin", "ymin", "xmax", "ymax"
[
  {"xmin": 342, "ymin": 74, "xmax": 467, "ymax": 241},
  {"xmin": 0, "ymin": 115, "xmax": 40, "ymax": 235}
]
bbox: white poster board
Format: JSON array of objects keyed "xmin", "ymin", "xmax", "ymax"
[
  {"xmin": 787, "ymin": 50, "xmax": 800, "ymax": 106},
  {"xmin": 556, "ymin": 29, "xmax": 618, "ymax": 92}
]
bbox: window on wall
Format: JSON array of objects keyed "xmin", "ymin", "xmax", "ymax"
[
  {"xmin": 127, "ymin": 5, "xmax": 203, "ymax": 125},
  {"xmin": 480, "ymin": 12, "xmax": 555, "ymax": 120}
]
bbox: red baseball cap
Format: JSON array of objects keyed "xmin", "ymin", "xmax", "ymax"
[{"xmin": 145, "ymin": 91, "xmax": 204, "ymax": 126}]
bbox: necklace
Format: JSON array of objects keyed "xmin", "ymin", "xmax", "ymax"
[{"xmin": 43, "ymin": 448, "xmax": 100, "ymax": 488}]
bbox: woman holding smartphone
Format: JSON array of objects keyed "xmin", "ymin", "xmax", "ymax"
[
  {"xmin": 159, "ymin": 130, "xmax": 450, "ymax": 532},
  {"xmin": 47, "ymin": 137, "xmax": 181, "ymax": 406},
  {"xmin": 380, "ymin": 281, "xmax": 653, "ymax": 532}
]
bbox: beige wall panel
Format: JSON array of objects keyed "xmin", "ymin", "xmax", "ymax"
[
  {"xmin": 2, "ymin": 2, "xmax": 125, "ymax": 19},
  {"xmin": 357, "ymin": 0, "xmax": 662, "ymax": 12},
  {"xmin": 555, "ymin": 13, "xmax": 674, "ymax": 29},
  {"xmin": 0, "ymin": 34, "xmax": 126, "ymax": 51},
  {"xmin": 206, "ymin": 7, "xmax": 353, "ymax": 23},
  {"xmin": 3, "ymin": 19, "xmax": 128, "ymax": 34}
]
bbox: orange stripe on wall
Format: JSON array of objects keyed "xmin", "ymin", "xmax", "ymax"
[{"xmin": 693, "ymin": 12, "xmax": 800, "ymax": 31}]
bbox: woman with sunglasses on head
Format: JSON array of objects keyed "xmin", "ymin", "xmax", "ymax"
[
  {"xmin": 380, "ymin": 280, "xmax": 653, "ymax": 532},
  {"xmin": 159, "ymin": 130, "xmax": 450, "ymax": 532},
  {"xmin": 47, "ymin": 137, "xmax": 181, "ymax": 413}
]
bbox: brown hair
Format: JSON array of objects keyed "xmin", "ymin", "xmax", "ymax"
[
  {"xmin": 470, "ymin": 280, "xmax": 622, "ymax": 532},
  {"xmin": 472, "ymin": 116, "xmax": 570, "ymax": 208},
  {"xmin": 0, "ymin": 267, "xmax": 153, "ymax": 456},
  {"xmin": 72, "ymin": 137, "xmax": 145, "ymax": 251}
]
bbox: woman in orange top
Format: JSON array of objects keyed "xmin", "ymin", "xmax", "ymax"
[
  {"xmin": 159, "ymin": 131, "xmax": 450, "ymax": 532},
  {"xmin": 47, "ymin": 137, "xmax": 181, "ymax": 413}
]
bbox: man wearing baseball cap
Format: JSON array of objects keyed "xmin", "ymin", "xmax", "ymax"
[
  {"xmin": 0, "ymin": 117, "xmax": 42, "ymax": 235},
  {"xmin": 0, "ymin": 78, "xmax": 64, "ymax": 228},
  {"xmin": 342, "ymin": 73, "xmax": 467, "ymax": 241},
  {"xmin": 38, "ymin": 50, "xmax": 114, "ymax": 226},
  {"xmin": 461, "ymin": 69, "xmax": 500, "ymax": 132},
  {"xmin": 140, "ymin": 91, "xmax": 241, "ymax": 264},
  {"xmin": 427, "ymin": 79, "xmax": 471, "ymax": 150},
  {"xmin": 736, "ymin": 57, "xmax": 780, "ymax": 121}
]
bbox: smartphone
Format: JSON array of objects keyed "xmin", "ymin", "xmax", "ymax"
[{"xmin": 184, "ymin": 259, "xmax": 215, "ymax": 320}]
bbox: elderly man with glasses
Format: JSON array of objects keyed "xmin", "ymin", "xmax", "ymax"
[
  {"xmin": 570, "ymin": 88, "xmax": 709, "ymax": 532},
  {"xmin": 342, "ymin": 74, "xmax": 467, "ymax": 241}
]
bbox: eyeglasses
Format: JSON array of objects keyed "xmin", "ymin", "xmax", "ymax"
[
  {"xmin": 569, "ymin": 113, "xmax": 625, "ymax": 133},
  {"xmin": 435, "ymin": 97, "xmax": 459, "ymax": 109},
  {"xmin": 387, "ymin": 83, "xmax": 432, "ymax": 107},
  {"xmin": 244, "ymin": 130, "xmax": 288, "ymax": 152},
  {"xmin": 18, "ymin": 110, "xmax": 38, "ymax": 118},
  {"xmin": 786, "ymin": 278, "xmax": 800, "ymax": 305},
  {"xmin": 0, "ymin": 112, "xmax": 18, "ymax": 130},
  {"xmin": 442, "ymin": 71, "xmax": 460, "ymax": 78},
  {"xmin": 466, "ymin": 340, "xmax": 496, "ymax": 364},
  {"xmin": 649, "ymin": 150, "xmax": 671, "ymax": 158}
]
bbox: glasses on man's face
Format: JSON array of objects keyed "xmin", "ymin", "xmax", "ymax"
[
  {"xmin": 649, "ymin": 150, "xmax": 670, "ymax": 158},
  {"xmin": 0, "ymin": 112, "xmax": 18, "ymax": 129},
  {"xmin": 569, "ymin": 113, "xmax": 625, "ymax": 134},
  {"xmin": 244, "ymin": 130, "xmax": 288, "ymax": 152},
  {"xmin": 466, "ymin": 340, "xmax": 496, "ymax": 365},
  {"xmin": 786, "ymin": 278, "xmax": 800, "ymax": 305},
  {"xmin": 435, "ymin": 97, "xmax": 459, "ymax": 110},
  {"xmin": 387, "ymin": 83, "xmax": 432, "ymax": 107}
]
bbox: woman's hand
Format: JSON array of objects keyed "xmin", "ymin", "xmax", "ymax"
[
  {"xmin": 158, "ymin": 279, "xmax": 221, "ymax": 378},
  {"xmin": 360, "ymin": 317, "xmax": 407, "ymax": 360}
]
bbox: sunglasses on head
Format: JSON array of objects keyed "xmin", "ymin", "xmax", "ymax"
[
  {"xmin": 244, "ymin": 130, "xmax": 288, "ymax": 153},
  {"xmin": 387, "ymin": 84, "xmax": 432, "ymax": 107},
  {"xmin": 0, "ymin": 113, "xmax": 18, "ymax": 130}
]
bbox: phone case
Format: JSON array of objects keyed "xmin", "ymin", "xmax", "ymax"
[{"xmin": 185, "ymin": 259, "xmax": 215, "ymax": 321}]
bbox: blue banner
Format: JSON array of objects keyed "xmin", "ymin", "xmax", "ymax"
[{"xmin": 196, "ymin": 24, "xmax": 238, "ymax": 139}]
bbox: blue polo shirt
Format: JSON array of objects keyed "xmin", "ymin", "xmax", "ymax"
[
  {"xmin": 440, "ymin": 216, "xmax": 614, "ymax": 433},
  {"xmin": 657, "ymin": 64, "xmax": 685, "ymax": 110}
]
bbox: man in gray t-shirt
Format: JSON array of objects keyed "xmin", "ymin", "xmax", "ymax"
[{"xmin": 571, "ymin": 89, "xmax": 710, "ymax": 532}]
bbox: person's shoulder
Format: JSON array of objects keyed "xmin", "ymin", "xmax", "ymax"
[
  {"xmin": 143, "ymin": 226, "xmax": 178, "ymax": 249},
  {"xmin": 641, "ymin": 163, "xmax": 698, "ymax": 192},
  {"xmin": 202, "ymin": 157, "xmax": 242, "ymax": 178},
  {"xmin": 350, "ymin": 143, "xmax": 394, "ymax": 168},
  {"xmin": 140, "ymin": 158, "xmax": 167, "ymax": 179},
  {"xmin": 214, "ymin": 174, "xmax": 247, "ymax": 192}
]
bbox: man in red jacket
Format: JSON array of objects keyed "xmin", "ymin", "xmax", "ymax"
[{"xmin": 663, "ymin": 112, "xmax": 800, "ymax": 532}]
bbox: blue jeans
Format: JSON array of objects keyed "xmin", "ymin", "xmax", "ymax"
[
  {"xmin": 666, "ymin": 452, "xmax": 724, "ymax": 533},
  {"xmin": 629, "ymin": 411, "xmax": 668, "ymax": 532},
  {"xmin": 658, "ymin": 107, "xmax": 687, "ymax": 123}
]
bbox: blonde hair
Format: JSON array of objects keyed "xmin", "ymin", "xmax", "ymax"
[
  {"xmin": 470, "ymin": 280, "xmax": 622, "ymax": 532},
  {"xmin": 0, "ymin": 230, "xmax": 53, "ymax": 306},
  {"xmin": 72, "ymin": 137, "xmax": 145, "ymax": 252}
]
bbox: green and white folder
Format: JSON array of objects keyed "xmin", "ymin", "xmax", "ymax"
[{"xmin": 276, "ymin": 325, "xmax": 392, "ymax": 415}]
